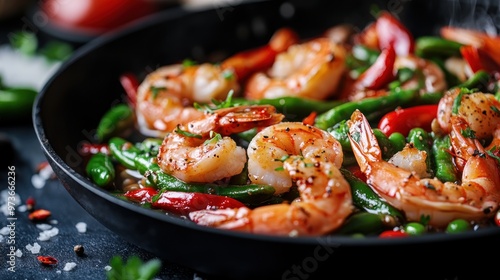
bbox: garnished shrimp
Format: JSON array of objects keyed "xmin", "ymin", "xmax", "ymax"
[
  {"xmin": 348, "ymin": 109, "xmax": 500, "ymax": 228},
  {"xmin": 189, "ymin": 122, "xmax": 353, "ymax": 236},
  {"xmin": 157, "ymin": 105, "xmax": 284, "ymax": 183},
  {"xmin": 244, "ymin": 38, "xmax": 347, "ymax": 100},
  {"xmin": 136, "ymin": 28, "xmax": 298, "ymax": 137},
  {"xmin": 437, "ymin": 88, "xmax": 500, "ymax": 141},
  {"xmin": 247, "ymin": 122, "xmax": 344, "ymax": 194}
]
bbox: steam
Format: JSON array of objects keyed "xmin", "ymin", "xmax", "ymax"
[{"xmin": 448, "ymin": 0, "xmax": 500, "ymax": 35}]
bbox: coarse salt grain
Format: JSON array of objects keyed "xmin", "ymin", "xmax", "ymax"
[
  {"xmin": 104, "ymin": 265, "xmax": 112, "ymax": 271},
  {"xmin": 75, "ymin": 222, "xmax": 87, "ymax": 233},
  {"xmin": 36, "ymin": 224, "xmax": 52, "ymax": 231},
  {"xmin": 63, "ymin": 262, "xmax": 77, "ymax": 271},
  {"xmin": 17, "ymin": 205, "xmax": 27, "ymax": 212},
  {"xmin": 26, "ymin": 242, "xmax": 41, "ymax": 254},
  {"xmin": 15, "ymin": 249, "xmax": 22, "ymax": 257},
  {"xmin": 0, "ymin": 226, "xmax": 10, "ymax": 235},
  {"xmin": 38, "ymin": 227, "xmax": 59, "ymax": 241}
]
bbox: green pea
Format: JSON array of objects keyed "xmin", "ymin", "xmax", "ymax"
[
  {"xmin": 404, "ymin": 222, "xmax": 426, "ymax": 235},
  {"xmin": 388, "ymin": 132, "xmax": 406, "ymax": 153},
  {"xmin": 446, "ymin": 219, "xmax": 471, "ymax": 234}
]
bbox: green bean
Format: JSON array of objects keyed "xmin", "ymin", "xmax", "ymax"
[
  {"xmin": 373, "ymin": 128, "xmax": 399, "ymax": 160},
  {"xmin": 431, "ymin": 134, "xmax": 458, "ymax": 183},
  {"xmin": 340, "ymin": 168, "xmax": 404, "ymax": 222},
  {"xmin": 453, "ymin": 70, "xmax": 490, "ymax": 91},
  {"xmin": 133, "ymin": 154, "xmax": 276, "ymax": 205},
  {"xmin": 315, "ymin": 89, "xmax": 418, "ymax": 130},
  {"xmin": 327, "ymin": 120, "xmax": 352, "ymax": 152},
  {"xmin": 388, "ymin": 132, "xmax": 406, "ymax": 153},
  {"xmin": 0, "ymin": 87, "xmax": 37, "ymax": 121},
  {"xmin": 407, "ymin": 128, "xmax": 433, "ymax": 177},
  {"xmin": 233, "ymin": 96, "xmax": 344, "ymax": 121},
  {"xmin": 85, "ymin": 153, "xmax": 115, "ymax": 187},
  {"xmin": 96, "ymin": 104, "xmax": 135, "ymax": 142},
  {"xmin": 415, "ymin": 36, "xmax": 463, "ymax": 58}
]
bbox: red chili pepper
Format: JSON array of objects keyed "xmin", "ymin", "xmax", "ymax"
[
  {"xmin": 460, "ymin": 45, "xmax": 500, "ymax": 73},
  {"xmin": 302, "ymin": 111, "xmax": 317, "ymax": 126},
  {"xmin": 37, "ymin": 255, "xmax": 58, "ymax": 265},
  {"xmin": 120, "ymin": 72, "xmax": 140, "ymax": 108},
  {"xmin": 495, "ymin": 209, "xmax": 500, "ymax": 227},
  {"xmin": 29, "ymin": 209, "xmax": 52, "ymax": 221},
  {"xmin": 26, "ymin": 197, "xmax": 36, "ymax": 212},
  {"xmin": 377, "ymin": 104, "xmax": 438, "ymax": 137},
  {"xmin": 78, "ymin": 143, "xmax": 110, "ymax": 156},
  {"xmin": 124, "ymin": 188, "xmax": 245, "ymax": 216},
  {"xmin": 379, "ymin": 230, "xmax": 409, "ymax": 238},
  {"xmin": 375, "ymin": 11, "xmax": 415, "ymax": 56},
  {"xmin": 355, "ymin": 44, "xmax": 396, "ymax": 90},
  {"xmin": 345, "ymin": 165, "xmax": 366, "ymax": 183}
]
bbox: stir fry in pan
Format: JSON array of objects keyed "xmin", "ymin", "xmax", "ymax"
[{"xmin": 81, "ymin": 10, "xmax": 500, "ymax": 237}]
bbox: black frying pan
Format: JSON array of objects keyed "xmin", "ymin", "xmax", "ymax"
[{"xmin": 33, "ymin": 0, "xmax": 500, "ymax": 279}]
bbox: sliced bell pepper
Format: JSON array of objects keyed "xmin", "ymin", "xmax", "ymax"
[
  {"xmin": 120, "ymin": 73, "xmax": 140, "ymax": 109},
  {"xmin": 124, "ymin": 187, "xmax": 245, "ymax": 216},
  {"xmin": 375, "ymin": 11, "xmax": 415, "ymax": 56},
  {"xmin": 354, "ymin": 44, "xmax": 396, "ymax": 90},
  {"xmin": 377, "ymin": 104, "xmax": 438, "ymax": 137}
]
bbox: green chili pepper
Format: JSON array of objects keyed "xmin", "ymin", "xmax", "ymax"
[
  {"xmin": 453, "ymin": 70, "xmax": 490, "ymax": 91},
  {"xmin": 86, "ymin": 153, "xmax": 115, "ymax": 187},
  {"xmin": 0, "ymin": 87, "xmax": 38, "ymax": 121},
  {"xmin": 96, "ymin": 104, "xmax": 135, "ymax": 142},
  {"xmin": 315, "ymin": 89, "xmax": 418, "ymax": 130},
  {"xmin": 133, "ymin": 154, "xmax": 275, "ymax": 205},
  {"xmin": 415, "ymin": 36, "xmax": 463, "ymax": 58},
  {"xmin": 233, "ymin": 96, "xmax": 344, "ymax": 121},
  {"xmin": 336, "ymin": 212, "xmax": 385, "ymax": 235},
  {"xmin": 108, "ymin": 137, "xmax": 142, "ymax": 170},
  {"xmin": 340, "ymin": 168, "xmax": 404, "ymax": 222},
  {"xmin": 407, "ymin": 128, "xmax": 433, "ymax": 177},
  {"xmin": 431, "ymin": 134, "xmax": 458, "ymax": 183}
]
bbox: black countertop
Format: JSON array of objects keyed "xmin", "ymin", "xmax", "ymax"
[{"xmin": 0, "ymin": 123, "xmax": 204, "ymax": 279}]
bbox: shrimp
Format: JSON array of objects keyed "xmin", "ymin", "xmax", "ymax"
[
  {"xmin": 247, "ymin": 122, "xmax": 344, "ymax": 194},
  {"xmin": 157, "ymin": 105, "xmax": 284, "ymax": 183},
  {"xmin": 348, "ymin": 109, "xmax": 500, "ymax": 228},
  {"xmin": 436, "ymin": 88, "xmax": 500, "ymax": 141},
  {"xmin": 244, "ymin": 38, "xmax": 348, "ymax": 100},
  {"xmin": 189, "ymin": 122, "xmax": 353, "ymax": 236},
  {"xmin": 136, "ymin": 28, "xmax": 298, "ymax": 137}
]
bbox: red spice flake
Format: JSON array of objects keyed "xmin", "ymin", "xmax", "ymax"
[
  {"xmin": 26, "ymin": 197, "xmax": 36, "ymax": 211},
  {"xmin": 29, "ymin": 209, "xmax": 52, "ymax": 221},
  {"xmin": 37, "ymin": 255, "xmax": 58, "ymax": 265}
]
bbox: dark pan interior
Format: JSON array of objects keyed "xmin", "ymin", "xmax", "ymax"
[{"xmin": 33, "ymin": 0, "xmax": 500, "ymax": 279}]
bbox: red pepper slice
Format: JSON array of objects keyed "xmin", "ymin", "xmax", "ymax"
[
  {"xmin": 356, "ymin": 44, "xmax": 396, "ymax": 90},
  {"xmin": 460, "ymin": 45, "xmax": 500, "ymax": 73},
  {"xmin": 375, "ymin": 11, "xmax": 415, "ymax": 56},
  {"xmin": 379, "ymin": 230, "xmax": 409, "ymax": 238},
  {"xmin": 302, "ymin": 111, "xmax": 317, "ymax": 126},
  {"xmin": 124, "ymin": 188, "xmax": 245, "ymax": 216},
  {"xmin": 120, "ymin": 73, "xmax": 140, "ymax": 109},
  {"xmin": 37, "ymin": 255, "xmax": 58, "ymax": 265},
  {"xmin": 377, "ymin": 104, "xmax": 438, "ymax": 137}
]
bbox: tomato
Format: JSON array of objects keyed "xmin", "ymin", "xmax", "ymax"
[{"xmin": 42, "ymin": 0, "xmax": 159, "ymax": 35}]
